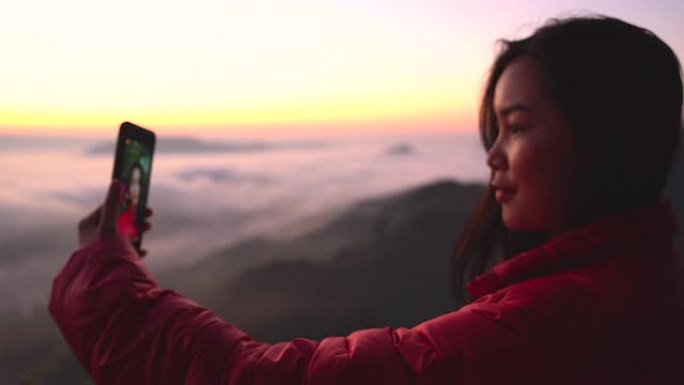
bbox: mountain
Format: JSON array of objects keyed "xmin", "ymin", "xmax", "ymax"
[
  {"xmin": 85, "ymin": 136, "xmax": 272, "ymax": 155},
  {"xmin": 1, "ymin": 179, "xmax": 483, "ymax": 384},
  {"xmin": 156, "ymin": 180, "xmax": 484, "ymax": 342},
  {"xmin": 84, "ymin": 137, "xmax": 325, "ymax": 155}
]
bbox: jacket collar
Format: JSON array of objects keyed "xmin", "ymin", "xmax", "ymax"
[{"xmin": 466, "ymin": 200, "xmax": 679, "ymax": 301}]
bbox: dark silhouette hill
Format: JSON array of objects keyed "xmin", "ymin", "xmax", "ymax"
[
  {"xmin": 157, "ymin": 180, "xmax": 484, "ymax": 342},
  {"xmin": 85, "ymin": 136, "xmax": 324, "ymax": 155}
]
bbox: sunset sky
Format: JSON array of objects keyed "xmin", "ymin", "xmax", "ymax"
[{"xmin": 1, "ymin": 0, "xmax": 682, "ymax": 137}]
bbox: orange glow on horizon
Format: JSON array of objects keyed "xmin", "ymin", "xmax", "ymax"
[
  {"xmin": 0, "ymin": 73, "xmax": 478, "ymax": 136},
  {"xmin": 0, "ymin": 113, "xmax": 477, "ymax": 139}
]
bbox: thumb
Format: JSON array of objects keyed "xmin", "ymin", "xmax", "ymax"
[{"xmin": 100, "ymin": 179, "xmax": 125, "ymax": 236}]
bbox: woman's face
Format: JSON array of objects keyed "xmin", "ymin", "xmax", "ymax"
[
  {"xmin": 487, "ymin": 56, "xmax": 577, "ymax": 234},
  {"xmin": 129, "ymin": 167, "xmax": 142, "ymax": 206}
]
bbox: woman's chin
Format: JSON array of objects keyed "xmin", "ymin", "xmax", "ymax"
[{"xmin": 502, "ymin": 207, "xmax": 536, "ymax": 232}]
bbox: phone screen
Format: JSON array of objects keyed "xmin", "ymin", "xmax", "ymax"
[{"xmin": 112, "ymin": 122, "xmax": 155, "ymax": 251}]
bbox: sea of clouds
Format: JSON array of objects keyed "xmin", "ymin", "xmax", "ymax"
[{"xmin": 0, "ymin": 132, "xmax": 488, "ymax": 315}]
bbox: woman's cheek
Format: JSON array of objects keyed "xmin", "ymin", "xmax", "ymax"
[{"xmin": 529, "ymin": 134, "xmax": 576, "ymax": 227}]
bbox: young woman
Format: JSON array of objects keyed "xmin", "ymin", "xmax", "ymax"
[
  {"xmin": 49, "ymin": 15, "xmax": 683, "ymax": 384},
  {"xmin": 116, "ymin": 163, "xmax": 144, "ymax": 241}
]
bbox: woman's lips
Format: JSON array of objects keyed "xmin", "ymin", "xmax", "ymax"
[{"xmin": 495, "ymin": 189, "xmax": 515, "ymax": 203}]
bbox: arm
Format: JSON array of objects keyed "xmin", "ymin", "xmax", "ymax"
[{"xmin": 49, "ymin": 182, "xmax": 528, "ymax": 385}]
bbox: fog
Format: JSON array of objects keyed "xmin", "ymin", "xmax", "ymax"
[{"xmin": 0, "ymin": 132, "xmax": 488, "ymax": 315}]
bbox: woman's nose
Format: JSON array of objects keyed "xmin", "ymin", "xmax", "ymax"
[{"xmin": 486, "ymin": 140, "xmax": 506, "ymax": 171}]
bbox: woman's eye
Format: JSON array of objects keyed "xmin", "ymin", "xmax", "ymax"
[{"xmin": 510, "ymin": 125, "xmax": 525, "ymax": 134}]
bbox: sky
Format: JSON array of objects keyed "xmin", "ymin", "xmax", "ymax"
[{"xmin": 0, "ymin": 0, "xmax": 682, "ymax": 138}]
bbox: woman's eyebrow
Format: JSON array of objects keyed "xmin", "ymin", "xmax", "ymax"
[{"xmin": 496, "ymin": 103, "xmax": 533, "ymax": 118}]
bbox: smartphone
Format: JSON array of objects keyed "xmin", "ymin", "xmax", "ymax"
[{"xmin": 112, "ymin": 122, "xmax": 156, "ymax": 252}]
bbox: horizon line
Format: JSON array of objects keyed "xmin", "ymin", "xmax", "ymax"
[{"xmin": 0, "ymin": 118, "xmax": 478, "ymax": 139}]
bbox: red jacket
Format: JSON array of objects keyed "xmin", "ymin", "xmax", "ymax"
[
  {"xmin": 116, "ymin": 203, "xmax": 140, "ymax": 240},
  {"xmin": 49, "ymin": 200, "xmax": 684, "ymax": 384}
]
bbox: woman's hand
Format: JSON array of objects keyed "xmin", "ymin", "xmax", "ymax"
[{"xmin": 78, "ymin": 179, "xmax": 153, "ymax": 257}]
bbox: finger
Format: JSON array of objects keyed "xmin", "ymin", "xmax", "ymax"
[
  {"xmin": 78, "ymin": 204, "xmax": 103, "ymax": 232},
  {"xmin": 145, "ymin": 208, "xmax": 154, "ymax": 217},
  {"xmin": 101, "ymin": 180, "xmax": 125, "ymax": 236},
  {"xmin": 139, "ymin": 249, "xmax": 148, "ymax": 258},
  {"xmin": 143, "ymin": 221, "xmax": 152, "ymax": 232}
]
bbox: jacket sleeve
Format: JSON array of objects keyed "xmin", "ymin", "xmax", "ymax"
[{"xmin": 49, "ymin": 236, "xmax": 530, "ymax": 385}]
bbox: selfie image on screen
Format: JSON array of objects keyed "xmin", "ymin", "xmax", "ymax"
[{"xmin": 115, "ymin": 138, "xmax": 152, "ymax": 242}]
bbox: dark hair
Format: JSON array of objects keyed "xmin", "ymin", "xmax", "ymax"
[{"xmin": 450, "ymin": 15, "xmax": 683, "ymax": 305}]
